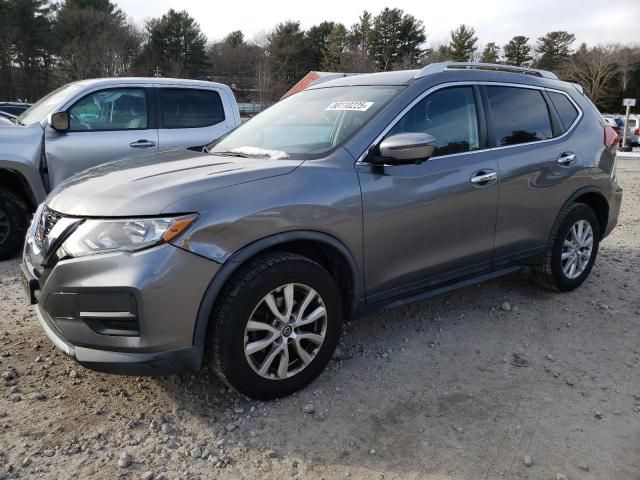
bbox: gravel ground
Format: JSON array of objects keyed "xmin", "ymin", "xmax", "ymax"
[{"xmin": 1, "ymin": 159, "xmax": 639, "ymax": 480}]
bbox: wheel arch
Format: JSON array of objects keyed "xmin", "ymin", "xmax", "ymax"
[
  {"xmin": 0, "ymin": 167, "xmax": 38, "ymax": 210},
  {"xmin": 562, "ymin": 186, "xmax": 609, "ymax": 239},
  {"xmin": 192, "ymin": 230, "xmax": 362, "ymax": 353}
]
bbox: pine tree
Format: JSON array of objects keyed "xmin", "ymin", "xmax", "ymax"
[
  {"xmin": 536, "ymin": 31, "xmax": 575, "ymax": 71},
  {"xmin": 369, "ymin": 8, "xmax": 425, "ymax": 71},
  {"xmin": 481, "ymin": 42, "xmax": 500, "ymax": 63},
  {"xmin": 369, "ymin": 8, "xmax": 403, "ymax": 71},
  {"xmin": 503, "ymin": 36, "xmax": 532, "ymax": 66},
  {"xmin": 64, "ymin": 0, "xmax": 120, "ymax": 15},
  {"xmin": 0, "ymin": 0, "xmax": 56, "ymax": 100},
  {"xmin": 266, "ymin": 21, "xmax": 309, "ymax": 84},
  {"xmin": 397, "ymin": 13, "xmax": 426, "ymax": 68},
  {"xmin": 449, "ymin": 24, "xmax": 477, "ymax": 62},
  {"xmin": 305, "ymin": 21, "xmax": 336, "ymax": 70},
  {"xmin": 223, "ymin": 31, "xmax": 244, "ymax": 48},
  {"xmin": 347, "ymin": 11, "xmax": 373, "ymax": 71},
  {"xmin": 144, "ymin": 9, "xmax": 208, "ymax": 78},
  {"xmin": 321, "ymin": 24, "xmax": 348, "ymax": 71}
]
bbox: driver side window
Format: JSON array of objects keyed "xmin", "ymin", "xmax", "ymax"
[
  {"xmin": 69, "ymin": 88, "xmax": 148, "ymax": 131},
  {"xmin": 388, "ymin": 86, "xmax": 480, "ymax": 157}
]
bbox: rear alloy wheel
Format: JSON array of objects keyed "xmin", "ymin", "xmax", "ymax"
[
  {"xmin": 0, "ymin": 189, "xmax": 29, "ymax": 260},
  {"xmin": 532, "ymin": 203, "xmax": 600, "ymax": 291},
  {"xmin": 208, "ymin": 252, "xmax": 343, "ymax": 400},
  {"xmin": 560, "ymin": 219, "xmax": 594, "ymax": 279}
]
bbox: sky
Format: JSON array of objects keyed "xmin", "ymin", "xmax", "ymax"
[{"xmin": 117, "ymin": 0, "xmax": 640, "ymax": 47}]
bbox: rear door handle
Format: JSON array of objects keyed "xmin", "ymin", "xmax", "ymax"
[
  {"xmin": 130, "ymin": 140, "xmax": 156, "ymax": 148},
  {"xmin": 557, "ymin": 152, "xmax": 576, "ymax": 166},
  {"xmin": 470, "ymin": 170, "xmax": 498, "ymax": 186}
]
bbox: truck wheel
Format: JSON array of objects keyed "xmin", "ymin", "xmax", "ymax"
[
  {"xmin": 0, "ymin": 189, "xmax": 29, "ymax": 260},
  {"xmin": 532, "ymin": 203, "xmax": 600, "ymax": 292},
  {"xmin": 208, "ymin": 252, "xmax": 343, "ymax": 400}
]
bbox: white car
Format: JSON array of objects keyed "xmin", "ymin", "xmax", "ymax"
[{"xmin": 623, "ymin": 115, "xmax": 640, "ymax": 147}]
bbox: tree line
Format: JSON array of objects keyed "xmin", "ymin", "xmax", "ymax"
[{"xmin": 1, "ymin": 0, "xmax": 639, "ymax": 112}]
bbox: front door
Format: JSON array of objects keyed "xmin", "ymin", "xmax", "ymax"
[
  {"xmin": 357, "ymin": 85, "xmax": 500, "ymax": 303},
  {"xmin": 45, "ymin": 87, "xmax": 158, "ymax": 188}
]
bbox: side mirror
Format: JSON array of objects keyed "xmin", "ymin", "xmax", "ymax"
[
  {"xmin": 50, "ymin": 111, "xmax": 69, "ymax": 132},
  {"xmin": 376, "ymin": 132, "xmax": 436, "ymax": 165}
]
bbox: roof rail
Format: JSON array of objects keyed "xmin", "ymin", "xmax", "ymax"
[{"xmin": 415, "ymin": 62, "xmax": 559, "ymax": 80}]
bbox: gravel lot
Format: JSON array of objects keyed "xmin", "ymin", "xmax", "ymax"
[{"xmin": 1, "ymin": 159, "xmax": 639, "ymax": 480}]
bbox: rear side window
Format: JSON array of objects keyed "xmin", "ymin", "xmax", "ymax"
[
  {"xmin": 486, "ymin": 86, "xmax": 553, "ymax": 146},
  {"xmin": 159, "ymin": 89, "xmax": 225, "ymax": 129},
  {"xmin": 548, "ymin": 91, "xmax": 579, "ymax": 131}
]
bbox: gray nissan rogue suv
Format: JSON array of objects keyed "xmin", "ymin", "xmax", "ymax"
[{"xmin": 22, "ymin": 62, "xmax": 623, "ymax": 399}]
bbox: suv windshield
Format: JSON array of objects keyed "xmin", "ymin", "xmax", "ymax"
[
  {"xmin": 17, "ymin": 83, "xmax": 84, "ymax": 126},
  {"xmin": 210, "ymin": 85, "xmax": 403, "ymax": 159}
]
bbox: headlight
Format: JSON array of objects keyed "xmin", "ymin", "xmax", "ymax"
[{"xmin": 58, "ymin": 214, "xmax": 197, "ymax": 258}]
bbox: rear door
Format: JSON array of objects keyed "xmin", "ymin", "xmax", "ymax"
[
  {"xmin": 484, "ymin": 84, "xmax": 582, "ymax": 267},
  {"xmin": 156, "ymin": 87, "xmax": 232, "ymax": 151},
  {"xmin": 45, "ymin": 86, "xmax": 158, "ymax": 188}
]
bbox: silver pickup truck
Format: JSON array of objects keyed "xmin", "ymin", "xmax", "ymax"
[{"xmin": 0, "ymin": 77, "xmax": 241, "ymax": 259}]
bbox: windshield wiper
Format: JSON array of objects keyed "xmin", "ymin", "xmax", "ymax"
[
  {"xmin": 209, "ymin": 147, "xmax": 289, "ymax": 160},
  {"xmin": 210, "ymin": 150, "xmax": 252, "ymax": 158}
]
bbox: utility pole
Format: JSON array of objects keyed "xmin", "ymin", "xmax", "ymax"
[
  {"xmin": 153, "ymin": 66, "xmax": 162, "ymax": 78},
  {"xmin": 621, "ymin": 98, "xmax": 636, "ymax": 150}
]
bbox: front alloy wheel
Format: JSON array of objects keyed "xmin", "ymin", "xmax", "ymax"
[
  {"xmin": 209, "ymin": 252, "xmax": 343, "ymax": 400},
  {"xmin": 244, "ymin": 283, "xmax": 327, "ymax": 380}
]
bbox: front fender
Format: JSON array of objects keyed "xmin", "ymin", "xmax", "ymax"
[
  {"xmin": 0, "ymin": 123, "xmax": 47, "ymax": 203},
  {"xmin": 188, "ymin": 230, "xmax": 362, "ymax": 350},
  {"xmin": 0, "ymin": 159, "xmax": 47, "ymax": 205}
]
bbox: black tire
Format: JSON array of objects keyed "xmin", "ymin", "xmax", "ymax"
[
  {"xmin": 207, "ymin": 252, "xmax": 343, "ymax": 400},
  {"xmin": 532, "ymin": 203, "xmax": 600, "ymax": 292},
  {"xmin": 0, "ymin": 189, "xmax": 29, "ymax": 261}
]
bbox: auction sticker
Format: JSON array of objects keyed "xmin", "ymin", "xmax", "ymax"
[{"xmin": 326, "ymin": 101, "xmax": 374, "ymax": 112}]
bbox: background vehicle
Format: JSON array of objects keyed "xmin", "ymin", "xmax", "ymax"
[
  {"xmin": 623, "ymin": 115, "xmax": 640, "ymax": 147},
  {"xmin": 0, "ymin": 78, "xmax": 241, "ymax": 259},
  {"xmin": 22, "ymin": 63, "xmax": 622, "ymax": 400},
  {"xmin": 602, "ymin": 115, "xmax": 622, "ymax": 137},
  {"xmin": 0, "ymin": 101, "xmax": 31, "ymax": 117}
]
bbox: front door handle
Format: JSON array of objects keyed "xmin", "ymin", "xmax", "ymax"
[
  {"xmin": 470, "ymin": 170, "xmax": 498, "ymax": 186},
  {"xmin": 130, "ymin": 140, "xmax": 156, "ymax": 148},
  {"xmin": 557, "ymin": 152, "xmax": 576, "ymax": 166}
]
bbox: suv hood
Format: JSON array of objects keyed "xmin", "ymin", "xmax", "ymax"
[{"xmin": 47, "ymin": 149, "xmax": 303, "ymax": 216}]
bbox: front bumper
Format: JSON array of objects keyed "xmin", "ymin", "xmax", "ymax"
[
  {"xmin": 35, "ymin": 305, "xmax": 202, "ymax": 375},
  {"xmin": 23, "ymin": 237, "xmax": 220, "ymax": 376}
]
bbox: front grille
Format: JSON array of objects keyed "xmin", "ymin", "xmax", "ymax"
[{"xmin": 35, "ymin": 206, "xmax": 63, "ymax": 248}]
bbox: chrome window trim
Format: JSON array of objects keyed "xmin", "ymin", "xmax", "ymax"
[{"xmin": 356, "ymin": 81, "xmax": 584, "ymax": 165}]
